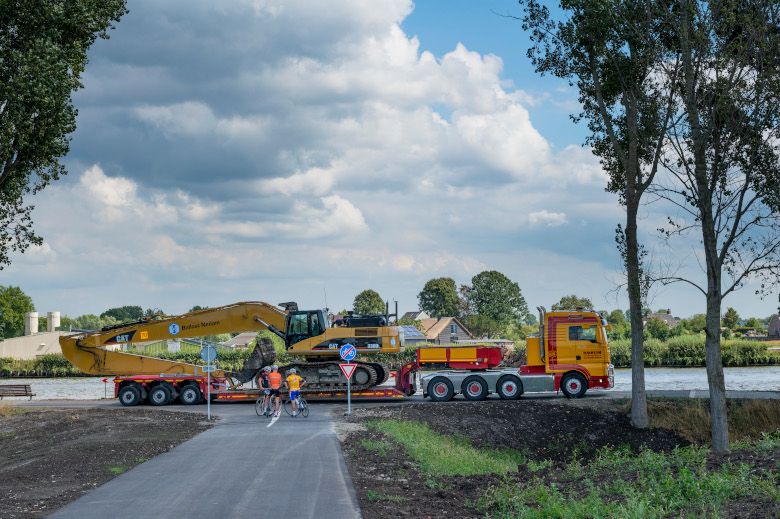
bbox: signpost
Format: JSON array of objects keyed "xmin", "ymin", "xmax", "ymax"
[
  {"xmin": 200, "ymin": 344, "xmax": 218, "ymax": 420},
  {"xmin": 340, "ymin": 343, "xmax": 357, "ymax": 415}
]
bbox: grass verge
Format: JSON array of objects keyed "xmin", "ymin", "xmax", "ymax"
[
  {"xmin": 482, "ymin": 439, "xmax": 780, "ymax": 518},
  {"xmin": 367, "ymin": 419, "xmax": 529, "ymax": 476}
]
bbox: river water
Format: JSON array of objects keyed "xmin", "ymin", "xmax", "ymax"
[{"xmin": 2, "ymin": 366, "xmax": 779, "ymax": 400}]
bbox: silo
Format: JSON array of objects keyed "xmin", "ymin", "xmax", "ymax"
[
  {"xmin": 47, "ymin": 311, "xmax": 61, "ymax": 332},
  {"xmin": 24, "ymin": 312, "xmax": 39, "ymax": 336}
]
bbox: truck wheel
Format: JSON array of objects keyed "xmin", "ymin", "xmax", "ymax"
[
  {"xmin": 179, "ymin": 385, "xmax": 202, "ymax": 405},
  {"xmin": 118, "ymin": 386, "xmax": 141, "ymax": 407},
  {"xmin": 561, "ymin": 373, "xmax": 588, "ymax": 399},
  {"xmin": 149, "ymin": 385, "xmax": 173, "ymax": 406},
  {"xmin": 462, "ymin": 375, "xmax": 488, "ymax": 401},
  {"xmin": 428, "ymin": 377, "xmax": 454, "ymax": 402},
  {"xmin": 497, "ymin": 375, "xmax": 522, "ymax": 400}
]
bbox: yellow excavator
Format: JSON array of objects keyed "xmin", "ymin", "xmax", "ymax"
[{"xmin": 59, "ymin": 301, "xmax": 404, "ymax": 395}]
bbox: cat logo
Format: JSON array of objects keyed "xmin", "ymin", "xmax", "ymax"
[{"xmin": 140, "ymin": 331, "xmax": 149, "ymax": 340}]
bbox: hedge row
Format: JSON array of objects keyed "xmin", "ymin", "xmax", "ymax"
[{"xmin": 609, "ymin": 338, "xmax": 780, "ymax": 367}]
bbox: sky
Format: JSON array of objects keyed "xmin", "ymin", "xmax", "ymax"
[{"xmin": 7, "ymin": 0, "xmax": 779, "ymax": 321}]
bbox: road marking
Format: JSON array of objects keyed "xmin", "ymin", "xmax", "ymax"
[{"xmin": 267, "ymin": 413, "xmax": 280, "ymax": 427}]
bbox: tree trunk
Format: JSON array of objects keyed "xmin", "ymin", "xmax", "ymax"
[
  {"xmin": 704, "ymin": 250, "xmax": 729, "ymax": 451},
  {"xmin": 626, "ymin": 200, "xmax": 649, "ymax": 428}
]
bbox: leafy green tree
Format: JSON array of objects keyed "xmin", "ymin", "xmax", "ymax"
[
  {"xmin": 101, "ymin": 305, "xmax": 143, "ymax": 322},
  {"xmin": 722, "ymin": 307, "xmax": 739, "ymax": 330},
  {"xmin": 466, "ymin": 271, "xmax": 529, "ymax": 326},
  {"xmin": 651, "ymin": 0, "xmax": 780, "ymax": 452},
  {"xmin": 551, "ymin": 295, "xmax": 593, "ymax": 311},
  {"xmin": 0, "ymin": 0, "xmax": 128, "ymax": 269},
  {"xmin": 353, "ymin": 290, "xmax": 385, "ymax": 315},
  {"xmin": 466, "ymin": 314, "xmax": 502, "ymax": 339},
  {"xmin": 644, "ymin": 317, "xmax": 669, "ymax": 341},
  {"xmin": 680, "ymin": 314, "xmax": 707, "ymax": 334},
  {"xmin": 607, "ymin": 309, "xmax": 630, "ymax": 339},
  {"xmin": 65, "ymin": 314, "xmax": 118, "ymax": 332},
  {"xmin": 0, "ymin": 285, "xmax": 35, "ymax": 338},
  {"xmin": 517, "ymin": 0, "xmax": 675, "ymax": 430},
  {"xmin": 189, "ymin": 305, "xmax": 208, "ymax": 313},
  {"xmin": 417, "ymin": 277, "xmax": 459, "ymax": 317},
  {"xmin": 744, "ymin": 317, "xmax": 759, "ymax": 329}
]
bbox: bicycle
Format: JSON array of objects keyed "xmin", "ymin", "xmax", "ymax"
[
  {"xmin": 255, "ymin": 393, "xmax": 275, "ymax": 418},
  {"xmin": 283, "ymin": 395, "xmax": 309, "ymax": 418}
]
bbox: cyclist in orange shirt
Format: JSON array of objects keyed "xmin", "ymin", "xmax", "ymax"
[{"xmin": 267, "ymin": 365, "xmax": 283, "ymax": 417}]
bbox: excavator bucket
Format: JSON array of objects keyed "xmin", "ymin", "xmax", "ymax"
[{"xmin": 233, "ymin": 337, "xmax": 277, "ymax": 384}]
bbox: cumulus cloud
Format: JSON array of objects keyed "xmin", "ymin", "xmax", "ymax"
[
  {"xmin": 528, "ymin": 210, "xmax": 568, "ymax": 227},
  {"xmin": 19, "ymin": 0, "xmax": 723, "ymax": 319}
]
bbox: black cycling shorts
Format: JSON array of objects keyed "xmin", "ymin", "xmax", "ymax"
[{"xmin": 269, "ymin": 388, "xmax": 281, "ymax": 398}]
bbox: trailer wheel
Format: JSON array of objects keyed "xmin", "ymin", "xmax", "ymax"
[
  {"xmin": 179, "ymin": 385, "xmax": 202, "ymax": 405},
  {"xmin": 462, "ymin": 375, "xmax": 488, "ymax": 401},
  {"xmin": 561, "ymin": 373, "xmax": 588, "ymax": 399},
  {"xmin": 428, "ymin": 377, "xmax": 454, "ymax": 402},
  {"xmin": 149, "ymin": 385, "xmax": 173, "ymax": 406},
  {"xmin": 497, "ymin": 375, "xmax": 523, "ymax": 400},
  {"xmin": 118, "ymin": 386, "xmax": 141, "ymax": 407}
]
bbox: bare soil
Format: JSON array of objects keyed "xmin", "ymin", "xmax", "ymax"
[
  {"xmin": 337, "ymin": 399, "xmax": 780, "ymax": 519},
  {"xmin": 0, "ymin": 407, "xmax": 212, "ymax": 518}
]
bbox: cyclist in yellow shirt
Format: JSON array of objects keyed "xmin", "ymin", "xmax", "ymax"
[{"xmin": 284, "ymin": 368, "xmax": 307, "ymax": 417}]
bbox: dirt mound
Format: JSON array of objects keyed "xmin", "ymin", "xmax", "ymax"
[
  {"xmin": 0, "ymin": 408, "xmax": 212, "ymax": 518},
  {"xmin": 349, "ymin": 399, "xmax": 689, "ymax": 462}
]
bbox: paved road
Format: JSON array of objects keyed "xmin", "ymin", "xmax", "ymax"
[{"xmin": 47, "ymin": 401, "xmax": 361, "ymax": 519}]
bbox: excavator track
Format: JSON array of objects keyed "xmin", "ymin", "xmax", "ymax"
[{"xmin": 280, "ymin": 360, "xmax": 389, "ymax": 392}]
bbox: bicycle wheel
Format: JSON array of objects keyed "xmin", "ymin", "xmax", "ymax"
[
  {"xmin": 299, "ymin": 398, "xmax": 309, "ymax": 418},
  {"xmin": 255, "ymin": 397, "xmax": 264, "ymax": 416},
  {"xmin": 283, "ymin": 398, "xmax": 294, "ymax": 416}
]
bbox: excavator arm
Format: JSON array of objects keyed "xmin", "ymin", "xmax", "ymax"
[{"xmin": 59, "ymin": 302, "xmax": 287, "ymax": 381}]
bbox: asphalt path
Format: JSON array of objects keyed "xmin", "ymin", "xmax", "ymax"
[
  {"xmin": 11, "ymin": 388, "xmax": 779, "ymax": 519},
  {"xmin": 46, "ymin": 400, "xmax": 361, "ymax": 519}
]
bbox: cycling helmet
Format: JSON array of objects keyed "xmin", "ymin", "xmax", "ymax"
[
  {"xmin": 263, "ymin": 366, "xmax": 271, "ymax": 372},
  {"xmin": 272, "ymin": 364, "xmax": 278, "ymax": 370},
  {"xmin": 289, "ymin": 368, "xmax": 297, "ymax": 374}
]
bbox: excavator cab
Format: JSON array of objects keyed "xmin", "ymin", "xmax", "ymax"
[{"xmin": 285, "ymin": 310, "xmax": 328, "ymax": 347}]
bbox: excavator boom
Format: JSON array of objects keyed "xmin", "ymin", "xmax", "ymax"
[{"xmin": 59, "ymin": 302, "xmax": 285, "ymax": 379}]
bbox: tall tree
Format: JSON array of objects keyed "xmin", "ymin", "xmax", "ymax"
[
  {"xmin": 466, "ymin": 270, "xmax": 529, "ymax": 326},
  {"xmin": 353, "ymin": 289, "xmax": 385, "ymax": 315},
  {"xmin": 722, "ymin": 307, "xmax": 739, "ymax": 330},
  {"xmin": 0, "ymin": 285, "xmax": 34, "ymax": 338},
  {"xmin": 518, "ymin": 0, "xmax": 679, "ymax": 428},
  {"xmin": 0, "ymin": 0, "xmax": 128, "ymax": 268},
  {"xmin": 551, "ymin": 294, "xmax": 594, "ymax": 311},
  {"xmin": 418, "ymin": 277, "xmax": 459, "ymax": 317},
  {"xmin": 654, "ymin": 0, "xmax": 780, "ymax": 451}
]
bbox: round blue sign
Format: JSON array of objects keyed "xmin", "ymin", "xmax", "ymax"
[
  {"xmin": 340, "ymin": 344, "xmax": 357, "ymax": 361},
  {"xmin": 200, "ymin": 345, "xmax": 217, "ymax": 363}
]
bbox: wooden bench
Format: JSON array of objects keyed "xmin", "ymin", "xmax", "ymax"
[{"xmin": 0, "ymin": 384, "xmax": 36, "ymax": 400}]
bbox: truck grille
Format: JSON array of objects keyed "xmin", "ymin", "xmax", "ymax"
[{"xmin": 355, "ymin": 328, "xmax": 378, "ymax": 337}]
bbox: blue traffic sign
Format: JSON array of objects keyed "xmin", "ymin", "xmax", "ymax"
[
  {"xmin": 200, "ymin": 345, "xmax": 217, "ymax": 363},
  {"xmin": 340, "ymin": 344, "xmax": 356, "ymax": 361}
]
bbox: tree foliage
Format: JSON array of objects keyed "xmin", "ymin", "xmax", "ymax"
[
  {"xmin": 517, "ymin": 0, "xmax": 679, "ymax": 429},
  {"xmin": 0, "ymin": 285, "xmax": 34, "ymax": 338},
  {"xmin": 466, "ymin": 270, "xmax": 529, "ymax": 326},
  {"xmin": 417, "ymin": 277, "xmax": 459, "ymax": 317},
  {"xmin": 100, "ymin": 305, "xmax": 143, "ymax": 322},
  {"xmin": 0, "ymin": 0, "xmax": 128, "ymax": 268},
  {"xmin": 645, "ymin": 316, "xmax": 670, "ymax": 340},
  {"xmin": 551, "ymin": 294, "xmax": 594, "ymax": 311},
  {"xmin": 722, "ymin": 307, "xmax": 739, "ymax": 330},
  {"xmin": 466, "ymin": 314, "xmax": 502, "ymax": 339},
  {"xmin": 353, "ymin": 289, "xmax": 385, "ymax": 315}
]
